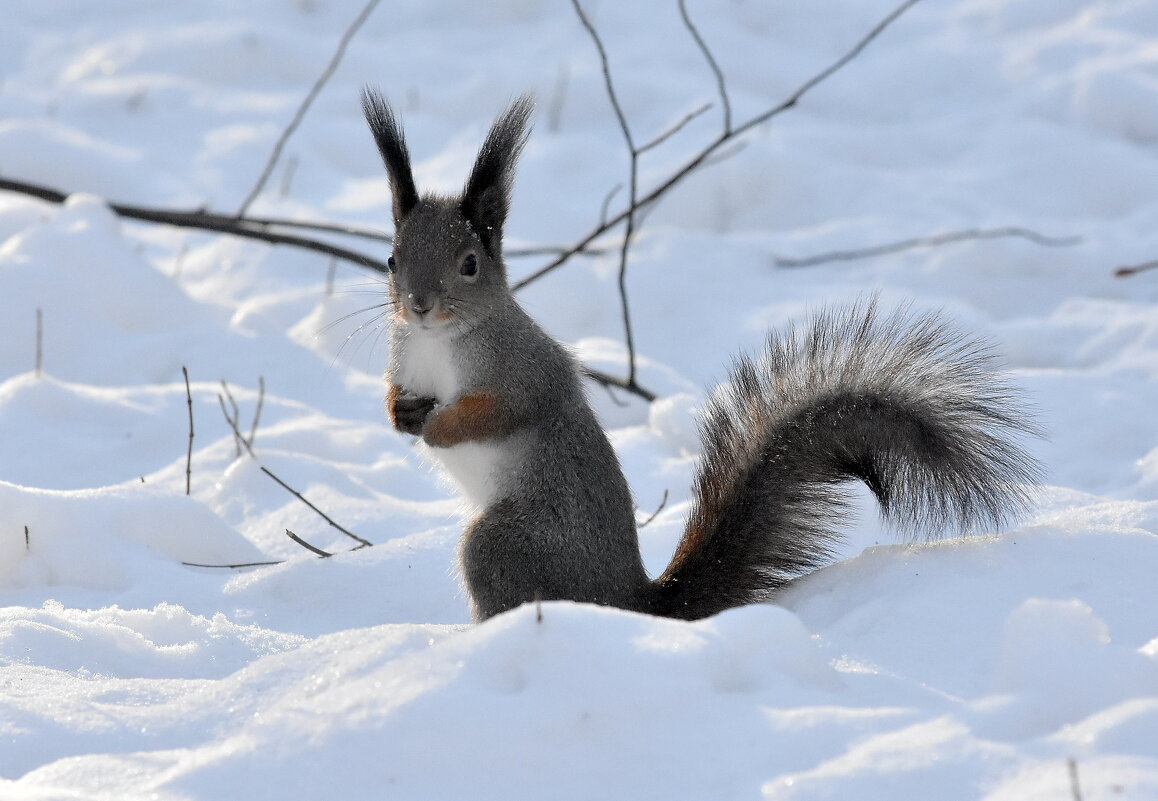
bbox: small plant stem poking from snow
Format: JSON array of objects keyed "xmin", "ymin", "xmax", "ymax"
[
  {"xmin": 182, "ymin": 366, "xmax": 194, "ymax": 496},
  {"xmin": 284, "ymin": 529, "xmax": 333, "ymax": 558},
  {"xmin": 24, "ymin": 525, "xmax": 30, "ymax": 551},
  {"xmin": 1068, "ymin": 758, "xmax": 1084, "ymax": 801},
  {"xmin": 217, "ymin": 390, "xmax": 256, "ymax": 459}
]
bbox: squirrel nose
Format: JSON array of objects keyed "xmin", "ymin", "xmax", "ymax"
[{"xmin": 407, "ymin": 293, "xmax": 432, "ymax": 316}]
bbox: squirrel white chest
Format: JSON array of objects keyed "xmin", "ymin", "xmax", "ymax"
[
  {"xmin": 392, "ymin": 327, "xmax": 508, "ymax": 508},
  {"xmin": 394, "ymin": 329, "xmax": 462, "ymax": 402}
]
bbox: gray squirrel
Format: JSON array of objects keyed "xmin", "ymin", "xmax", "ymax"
[{"xmin": 361, "ymin": 89, "xmax": 1041, "ymax": 622}]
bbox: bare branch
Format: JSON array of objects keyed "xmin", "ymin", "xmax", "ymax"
[
  {"xmin": 512, "ymin": 0, "xmax": 925, "ymax": 292},
  {"xmin": 182, "ymin": 366, "xmax": 194, "ymax": 496},
  {"xmin": 775, "ymin": 226, "xmax": 1082, "ymax": 268},
  {"xmin": 236, "ymin": 0, "xmax": 382, "ymax": 216},
  {"xmin": 260, "ymin": 466, "xmax": 373, "ymax": 548},
  {"xmin": 572, "ymin": 0, "xmax": 643, "ymax": 391},
  {"xmin": 582, "ymin": 366, "xmax": 657, "ymax": 403},
  {"xmin": 678, "ymin": 0, "xmax": 730, "ymax": 134},
  {"xmin": 0, "ymin": 176, "xmax": 598, "ymax": 272}
]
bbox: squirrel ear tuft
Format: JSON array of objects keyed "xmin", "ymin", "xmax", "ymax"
[
  {"xmin": 361, "ymin": 87, "xmax": 420, "ymax": 225},
  {"xmin": 461, "ymin": 94, "xmax": 534, "ymax": 254}
]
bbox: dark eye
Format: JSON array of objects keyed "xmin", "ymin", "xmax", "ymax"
[
  {"xmin": 386, "ymin": 255, "xmax": 397, "ymax": 274},
  {"xmin": 460, "ymin": 253, "xmax": 478, "ymax": 277}
]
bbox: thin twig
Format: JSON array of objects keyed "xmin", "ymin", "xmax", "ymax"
[
  {"xmin": 260, "ymin": 466, "xmax": 373, "ymax": 548},
  {"xmin": 638, "ymin": 489, "xmax": 669, "ymax": 528},
  {"xmin": 247, "ymin": 376, "xmax": 265, "ymax": 448},
  {"xmin": 1115, "ymin": 258, "xmax": 1158, "ymax": 278},
  {"xmin": 573, "ymin": 0, "xmax": 643, "ymax": 390},
  {"xmin": 24, "ymin": 525, "xmax": 30, "ymax": 551},
  {"xmin": 182, "ymin": 558, "xmax": 285, "ymax": 569},
  {"xmin": 217, "ymin": 393, "xmax": 254, "ymax": 459},
  {"xmin": 236, "ymin": 0, "xmax": 382, "ymax": 216},
  {"xmin": 219, "ymin": 381, "xmax": 242, "ymax": 458},
  {"xmin": 285, "ymin": 528, "xmax": 333, "ymax": 558},
  {"xmin": 775, "ymin": 226, "xmax": 1082, "ymax": 268},
  {"xmin": 1067, "ymin": 758, "xmax": 1083, "ymax": 801},
  {"xmin": 512, "ymin": 0, "xmax": 925, "ymax": 292},
  {"xmin": 182, "ymin": 366, "xmax": 194, "ymax": 496},
  {"xmin": 678, "ymin": 0, "xmax": 731, "ymax": 134},
  {"xmin": 637, "ymin": 102, "xmax": 713, "ymax": 155}
]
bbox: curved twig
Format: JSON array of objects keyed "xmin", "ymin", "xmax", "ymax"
[
  {"xmin": 236, "ymin": 0, "xmax": 382, "ymax": 216},
  {"xmin": 776, "ymin": 226, "xmax": 1082, "ymax": 268}
]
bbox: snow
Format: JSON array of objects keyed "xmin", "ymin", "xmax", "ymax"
[{"xmin": 1, "ymin": 0, "xmax": 1156, "ymax": 798}]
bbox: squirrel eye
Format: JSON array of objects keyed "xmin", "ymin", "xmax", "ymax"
[
  {"xmin": 386, "ymin": 255, "xmax": 397, "ymax": 274},
  {"xmin": 460, "ymin": 253, "xmax": 478, "ymax": 277}
]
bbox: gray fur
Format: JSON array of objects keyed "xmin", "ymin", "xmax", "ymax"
[{"xmin": 362, "ymin": 91, "xmax": 1043, "ymax": 622}]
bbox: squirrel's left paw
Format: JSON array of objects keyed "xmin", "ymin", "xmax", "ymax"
[{"xmin": 392, "ymin": 393, "xmax": 437, "ymax": 436}]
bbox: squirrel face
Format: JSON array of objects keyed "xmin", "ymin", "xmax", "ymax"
[
  {"xmin": 361, "ymin": 88, "xmax": 534, "ymax": 335},
  {"xmin": 388, "ymin": 198, "xmax": 506, "ymax": 333}
]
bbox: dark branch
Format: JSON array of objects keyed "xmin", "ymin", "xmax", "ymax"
[{"xmin": 582, "ymin": 366, "xmax": 657, "ymax": 403}]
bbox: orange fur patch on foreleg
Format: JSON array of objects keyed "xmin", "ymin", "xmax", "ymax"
[
  {"xmin": 386, "ymin": 383, "xmax": 403, "ymax": 428},
  {"xmin": 424, "ymin": 392, "xmax": 511, "ymax": 447}
]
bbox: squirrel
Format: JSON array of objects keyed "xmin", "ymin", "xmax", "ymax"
[{"xmin": 360, "ymin": 89, "xmax": 1042, "ymax": 623}]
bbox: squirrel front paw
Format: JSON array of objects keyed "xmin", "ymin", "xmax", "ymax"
[{"xmin": 391, "ymin": 392, "xmax": 437, "ymax": 436}]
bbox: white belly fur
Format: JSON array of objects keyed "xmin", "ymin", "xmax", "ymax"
[
  {"xmin": 425, "ymin": 439, "xmax": 509, "ymax": 509},
  {"xmin": 396, "ymin": 329, "xmax": 508, "ymax": 508}
]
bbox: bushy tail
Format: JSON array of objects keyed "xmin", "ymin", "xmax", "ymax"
[{"xmin": 650, "ymin": 299, "xmax": 1042, "ymax": 620}]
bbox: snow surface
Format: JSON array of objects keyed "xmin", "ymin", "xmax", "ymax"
[{"xmin": 2, "ymin": 0, "xmax": 1157, "ymax": 798}]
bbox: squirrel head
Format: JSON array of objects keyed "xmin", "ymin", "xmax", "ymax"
[{"xmin": 361, "ymin": 89, "xmax": 533, "ymax": 332}]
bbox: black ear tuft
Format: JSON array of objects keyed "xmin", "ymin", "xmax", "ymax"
[
  {"xmin": 462, "ymin": 94, "xmax": 534, "ymax": 254},
  {"xmin": 361, "ymin": 87, "xmax": 420, "ymax": 225}
]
